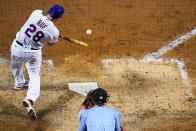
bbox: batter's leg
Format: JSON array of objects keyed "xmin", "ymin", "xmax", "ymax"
[
  {"xmin": 25, "ymin": 51, "xmax": 42, "ymax": 103},
  {"xmin": 11, "ymin": 43, "xmax": 26, "ymax": 87}
]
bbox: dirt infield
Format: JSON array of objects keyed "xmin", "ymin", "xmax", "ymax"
[{"xmin": 0, "ymin": 0, "xmax": 196, "ymax": 130}]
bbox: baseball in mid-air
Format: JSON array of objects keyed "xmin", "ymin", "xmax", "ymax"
[{"xmin": 86, "ymin": 29, "xmax": 92, "ymax": 35}]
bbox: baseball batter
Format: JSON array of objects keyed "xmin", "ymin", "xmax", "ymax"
[{"xmin": 11, "ymin": 5, "xmax": 64, "ymax": 119}]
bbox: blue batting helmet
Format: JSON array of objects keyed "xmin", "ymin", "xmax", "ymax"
[{"xmin": 48, "ymin": 5, "xmax": 64, "ymax": 20}]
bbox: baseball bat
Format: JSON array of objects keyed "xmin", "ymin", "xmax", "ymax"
[{"xmin": 59, "ymin": 35, "xmax": 88, "ymax": 47}]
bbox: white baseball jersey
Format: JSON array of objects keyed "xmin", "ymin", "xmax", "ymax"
[{"xmin": 16, "ymin": 10, "xmax": 59, "ymax": 49}]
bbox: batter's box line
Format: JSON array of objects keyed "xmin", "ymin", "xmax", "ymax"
[
  {"xmin": 139, "ymin": 58, "xmax": 188, "ymax": 80},
  {"xmin": 42, "ymin": 59, "xmax": 54, "ymax": 67},
  {"xmin": 102, "ymin": 57, "xmax": 196, "ymax": 109},
  {"xmin": 142, "ymin": 28, "xmax": 196, "ymax": 60},
  {"xmin": 102, "ymin": 58, "xmax": 188, "ymax": 80},
  {"xmin": 101, "ymin": 58, "xmax": 189, "ymax": 81},
  {"xmin": 102, "ymin": 28, "xmax": 196, "ymax": 109},
  {"xmin": 140, "ymin": 58, "xmax": 195, "ymax": 100},
  {"xmin": 42, "ymin": 59, "xmax": 58, "ymax": 82},
  {"xmin": 0, "ymin": 58, "xmax": 9, "ymax": 64}
]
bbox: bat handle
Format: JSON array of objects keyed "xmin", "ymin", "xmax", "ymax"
[
  {"xmin": 59, "ymin": 35, "xmax": 64, "ymax": 38},
  {"xmin": 59, "ymin": 35, "xmax": 72, "ymax": 42}
]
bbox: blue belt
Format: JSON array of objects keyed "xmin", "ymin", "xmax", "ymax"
[{"xmin": 16, "ymin": 40, "xmax": 38, "ymax": 50}]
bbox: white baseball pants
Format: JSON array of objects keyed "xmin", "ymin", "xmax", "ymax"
[{"xmin": 11, "ymin": 39, "xmax": 42, "ymax": 103}]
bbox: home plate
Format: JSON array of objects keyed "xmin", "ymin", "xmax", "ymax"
[{"xmin": 68, "ymin": 82, "xmax": 99, "ymax": 96}]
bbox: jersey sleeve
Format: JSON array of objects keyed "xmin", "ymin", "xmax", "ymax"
[
  {"xmin": 48, "ymin": 35, "xmax": 58, "ymax": 45},
  {"xmin": 31, "ymin": 10, "xmax": 43, "ymax": 16},
  {"xmin": 48, "ymin": 29, "xmax": 59, "ymax": 45}
]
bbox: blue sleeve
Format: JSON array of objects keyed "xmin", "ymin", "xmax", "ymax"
[
  {"xmin": 79, "ymin": 113, "xmax": 87, "ymax": 131},
  {"xmin": 115, "ymin": 111, "xmax": 121, "ymax": 131}
]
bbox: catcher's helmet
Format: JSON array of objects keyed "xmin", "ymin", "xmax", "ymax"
[
  {"xmin": 48, "ymin": 5, "xmax": 64, "ymax": 20},
  {"xmin": 92, "ymin": 88, "xmax": 110, "ymax": 106}
]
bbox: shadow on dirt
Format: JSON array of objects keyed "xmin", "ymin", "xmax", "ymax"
[{"xmin": 0, "ymin": 85, "xmax": 75, "ymax": 131}]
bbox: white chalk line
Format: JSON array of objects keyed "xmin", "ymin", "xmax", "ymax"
[
  {"xmin": 141, "ymin": 28, "xmax": 196, "ymax": 60},
  {"xmin": 140, "ymin": 58, "xmax": 195, "ymax": 100},
  {"xmin": 0, "ymin": 57, "xmax": 55, "ymax": 68},
  {"xmin": 160, "ymin": 114, "xmax": 196, "ymax": 119},
  {"xmin": 102, "ymin": 58, "xmax": 189, "ymax": 81},
  {"xmin": 0, "ymin": 58, "xmax": 56, "ymax": 82},
  {"xmin": 0, "ymin": 57, "xmax": 54, "ymax": 68},
  {"xmin": 0, "ymin": 58, "xmax": 10, "ymax": 64},
  {"xmin": 140, "ymin": 58, "xmax": 189, "ymax": 81},
  {"xmin": 101, "ymin": 28, "xmax": 196, "ymax": 106},
  {"xmin": 0, "ymin": 58, "xmax": 56, "ymax": 79},
  {"xmin": 42, "ymin": 59, "xmax": 57, "ymax": 81},
  {"xmin": 42, "ymin": 59, "xmax": 54, "ymax": 67},
  {"xmin": 140, "ymin": 28, "xmax": 196, "ymax": 101}
]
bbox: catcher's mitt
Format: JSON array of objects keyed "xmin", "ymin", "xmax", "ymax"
[{"xmin": 82, "ymin": 90, "xmax": 95, "ymax": 109}]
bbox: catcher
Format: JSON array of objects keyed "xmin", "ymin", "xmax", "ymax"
[{"xmin": 79, "ymin": 88, "xmax": 124, "ymax": 131}]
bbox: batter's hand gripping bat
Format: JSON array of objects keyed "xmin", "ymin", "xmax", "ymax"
[{"xmin": 59, "ymin": 35, "xmax": 88, "ymax": 47}]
